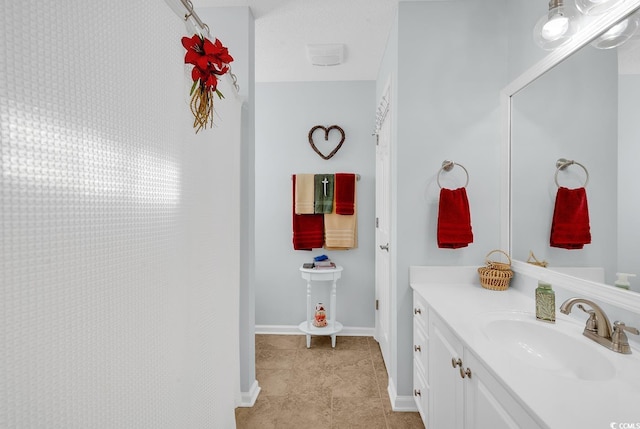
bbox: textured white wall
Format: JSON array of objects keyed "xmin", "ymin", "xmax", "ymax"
[
  {"xmin": 197, "ymin": 5, "xmax": 258, "ymax": 402},
  {"xmin": 1, "ymin": 1, "xmax": 241, "ymax": 427}
]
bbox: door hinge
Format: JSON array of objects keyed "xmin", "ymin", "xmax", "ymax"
[
  {"xmin": 376, "ymin": 134, "xmax": 379, "ymax": 146},
  {"xmin": 375, "ymin": 299, "xmax": 379, "ymax": 310},
  {"xmin": 375, "ymin": 217, "xmax": 379, "ymax": 228}
]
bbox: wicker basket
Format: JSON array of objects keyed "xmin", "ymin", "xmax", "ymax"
[
  {"xmin": 485, "ymin": 249, "xmax": 512, "ymax": 271},
  {"xmin": 478, "ymin": 250, "xmax": 513, "ymax": 291}
]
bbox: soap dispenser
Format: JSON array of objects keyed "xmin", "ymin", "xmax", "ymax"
[
  {"xmin": 615, "ymin": 273, "xmax": 636, "ymax": 290},
  {"xmin": 535, "ymin": 281, "xmax": 555, "ymax": 323}
]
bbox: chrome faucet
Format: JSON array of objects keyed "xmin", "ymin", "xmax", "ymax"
[{"xmin": 560, "ymin": 297, "xmax": 639, "ymax": 354}]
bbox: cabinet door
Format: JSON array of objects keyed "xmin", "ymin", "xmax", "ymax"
[
  {"xmin": 464, "ymin": 350, "xmax": 542, "ymax": 429},
  {"xmin": 429, "ymin": 314, "xmax": 464, "ymax": 429},
  {"xmin": 413, "ymin": 361, "xmax": 428, "ymax": 421}
]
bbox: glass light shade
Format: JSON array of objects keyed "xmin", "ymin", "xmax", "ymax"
[
  {"xmin": 534, "ymin": 4, "xmax": 579, "ymax": 50},
  {"xmin": 575, "ymin": 0, "xmax": 624, "ymax": 16},
  {"xmin": 591, "ymin": 14, "xmax": 640, "ymax": 49}
]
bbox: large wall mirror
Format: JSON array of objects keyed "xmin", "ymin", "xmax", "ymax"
[{"xmin": 503, "ymin": 0, "xmax": 640, "ymax": 308}]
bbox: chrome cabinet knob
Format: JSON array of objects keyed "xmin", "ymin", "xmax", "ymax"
[
  {"xmin": 414, "ymin": 308, "xmax": 422, "ymax": 315},
  {"xmin": 414, "ymin": 389, "xmax": 421, "ymax": 397},
  {"xmin": 379, "ymin": 243, "xmax": 389, "ymax": 251},
  {"xmin": 460, "ymin": 367, "xmax": 472, "ymax": 379},
  {"xmin": 414, "ymin": 345, "xmax": 421, "ymax": 352},
  {"xmin": 451, "ymin": 357, "xmax": 471, "ymax": 378}
]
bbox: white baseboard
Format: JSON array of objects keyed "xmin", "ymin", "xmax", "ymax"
[
  {"xmin": 238, "ymin": 379, "xmax": 261, "ymax": 407},
  {"xmin": 255, "ymin": 324, "xmax": 375, "ymax": 336},
  {"xmin": 387, "ymin": 377, "xmax": 418, "ymax": 412}
]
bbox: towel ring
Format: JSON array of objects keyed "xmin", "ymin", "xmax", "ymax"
[
  {"xmin": 554, "ymin": 158, "xmax": 589, "ymax": 188},
  {"xmin": 437, "ymin": 160, "xmax": 469, "ymax": 189}
]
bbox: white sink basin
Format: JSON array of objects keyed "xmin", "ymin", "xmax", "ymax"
[{"xmin": 478, "ymin": 311, "xmax": 616, "ymax": 381}]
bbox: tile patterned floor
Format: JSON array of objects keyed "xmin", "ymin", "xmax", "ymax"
[{"xmin": 235, "ymin": 334, "xmax": 425, "ymax": 429}]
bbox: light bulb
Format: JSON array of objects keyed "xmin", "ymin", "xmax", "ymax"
[
  {"xmin": 541, "ymin": 14, "xmax": 570, "ymax": 40},
  {"xmin": 605, "ymin": 19, "xmax": 629, "ymax": 37},
  {"xmin": 591, "ymin": 14, "xmax": 640, "ymax": 49},
  {"xmin": 534, "ymin": 1, "xmax": 578, "ymax": 50}
]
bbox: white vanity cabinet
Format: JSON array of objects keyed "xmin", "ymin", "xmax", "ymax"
[
  {"xmin": 463, "ymin": 350, "xmax": 540, "ymax": 429},
  {"xmin": 413, "ymin": 291, "xmax": 542, "ymax": 429},
  {"xmin": 412, "ymin": 292, "xmax": 429, "ymax": 420}
]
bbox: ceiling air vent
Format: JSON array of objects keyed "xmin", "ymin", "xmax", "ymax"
[{"xmin": 306, "ymin": 44, "xmax": 344, "ymax": 66}]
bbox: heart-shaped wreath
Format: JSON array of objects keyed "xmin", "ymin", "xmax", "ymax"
[{"xmin": 308, "ymin": 125, "xmax": 346, "ymax": 160}]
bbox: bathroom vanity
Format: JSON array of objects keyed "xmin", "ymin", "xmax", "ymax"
[{"xmin": 410, "ymin": 266, "xmax": 640, "ymax": 429}]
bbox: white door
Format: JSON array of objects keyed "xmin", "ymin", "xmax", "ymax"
[{"xmin": 374, "ymin": 85, "xmax": 392, "ymax": 373}]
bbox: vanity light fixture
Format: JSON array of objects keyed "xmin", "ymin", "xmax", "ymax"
[
  {"xmin": 534, "ymin": 0, "xmax": 579, "ymax": 50},
  {"xmin": 590, "ymin": 13, "xmax": 640, "ymax": 49}
]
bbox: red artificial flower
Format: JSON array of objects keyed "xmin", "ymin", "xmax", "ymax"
[
  {"xmin": 181, "ymin": 34, "xmax": 234, "ymax": 90},
  {"xmin": 181, "ymin": 33, "xmax": 234, "ymax": 132},
  {"xmin": 203, "ymin": 37, "xmax": 234, "ymax": 69},
  {"xmin": 182, "ymin": 35, "xmax": 204, "ymax": 65}
]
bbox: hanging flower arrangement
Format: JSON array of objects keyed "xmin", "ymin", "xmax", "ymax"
[{"xmin": 181, "ymin": 34, "xmax": 234, "ymax": 133}]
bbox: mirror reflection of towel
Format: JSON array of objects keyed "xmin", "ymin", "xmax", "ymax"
[
  {"xmin": 437, "ymin": 187, "xmax": 473, "ymax": 249},
  {"xmin": 550, "ymin": 187, "xmax": 591, "ymax": 249}
]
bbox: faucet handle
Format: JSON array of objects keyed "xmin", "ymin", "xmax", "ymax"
[
  {"xmin": 612, "ymin": 321, "xmax": 639, "ymax": 354},
  {"xmin": 577, "ymin": 304, "xmax": 598, "ymax": 332},
  {"xmin": 614, "ymin": 321, "xmax": 639, "ymax": 335}
]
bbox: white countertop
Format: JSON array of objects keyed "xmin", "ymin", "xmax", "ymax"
[{"xmin": 410, "ymin": 266, "xmax": 640, "ymax": 429}]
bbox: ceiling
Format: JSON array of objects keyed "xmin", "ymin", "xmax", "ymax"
[
  {"xmin": 193, "ymin": 0, "xmax": 400, "ymax": 82},
  {"xmin": 191, "ymin": 1, "xmax": 640, "ymax": 82}
]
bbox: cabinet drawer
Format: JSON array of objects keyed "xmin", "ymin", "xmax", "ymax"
[{"xmin": 413, "ymin": 319, "xmax": 428, "ymax": 380}]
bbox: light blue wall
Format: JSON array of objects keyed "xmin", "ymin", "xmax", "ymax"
[
  {"xmin": 378, "ymin": 0, "xmax": 509, "ymax": 398},
  {"xmin": 254, "ymin": 81, "xmax": 376, "ymax": 329},
  {"xmin": 506, "ymin": 0, "xmax": 548, "ymax": 80}
]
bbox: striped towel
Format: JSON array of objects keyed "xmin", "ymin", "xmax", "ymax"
[
  {"xmin": 294, "ymin": 174, "xmax": 315, "ymax": 214},
  {"xmin": 324, "ymin": 184, "xmax": 357, "ymax": 249}
]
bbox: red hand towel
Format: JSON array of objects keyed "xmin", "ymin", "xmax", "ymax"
[
  {"xmin": 437, "ymin": 187, "xmax": 474, "ymax": 249},
  {"xmin": 292, "ymin": 175, "xmax": 324, "ymax": 250},
  {"xmin": 550, "ymin": 187, "xmax": 591, "ymax": 249},
  {"xmin": 334, "ymin": 173, "xmax": 356, "ymax": 215}
]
